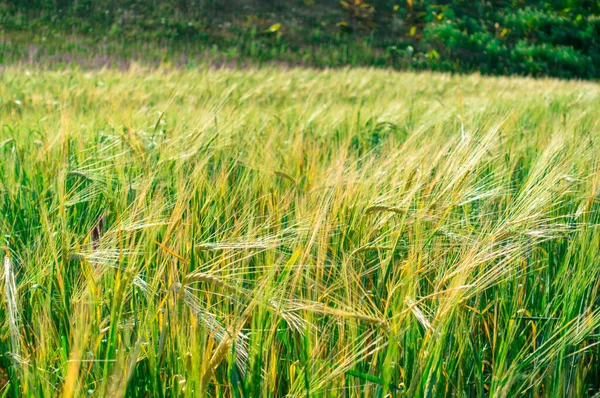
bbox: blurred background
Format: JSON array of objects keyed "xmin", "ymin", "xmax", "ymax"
[{"xmin": 1, "ymin": 0, "xmax": 598, "ymax": 78}]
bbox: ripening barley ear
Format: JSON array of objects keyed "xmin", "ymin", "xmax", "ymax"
[{"xmin": 2, "ymin": 249, "xmax": 22, "ymax": 364}]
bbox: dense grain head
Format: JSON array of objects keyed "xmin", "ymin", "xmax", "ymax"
[{"xmin": 2, "ymin": 250, "xmax": 21, "ymax": 362}]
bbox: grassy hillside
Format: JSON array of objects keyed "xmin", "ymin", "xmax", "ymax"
[
  {"xmin": 1, "ymin": 0, "xmax": 599, "ymax": 78},
  {"xmin": 0, "ymin": 67, "xmax": 600, "ymax": 396}
]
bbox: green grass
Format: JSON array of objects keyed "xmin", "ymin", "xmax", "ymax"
[{"xmin": 0, "ymin": 66, "xmax": 599, "ymax": 396}]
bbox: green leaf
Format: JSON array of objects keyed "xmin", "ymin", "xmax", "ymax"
[
  {"xmin": 346, "ymin": 370, "xmax": 404, "ymax": 392},
  {"xmin": 267, "ymin": 23, "xmax": 281, "ymax": 33}
]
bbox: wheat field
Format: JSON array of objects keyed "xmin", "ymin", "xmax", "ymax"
[{"xmin": 0, "ymin": 67, "xmax": 599, "ymax": 396}]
